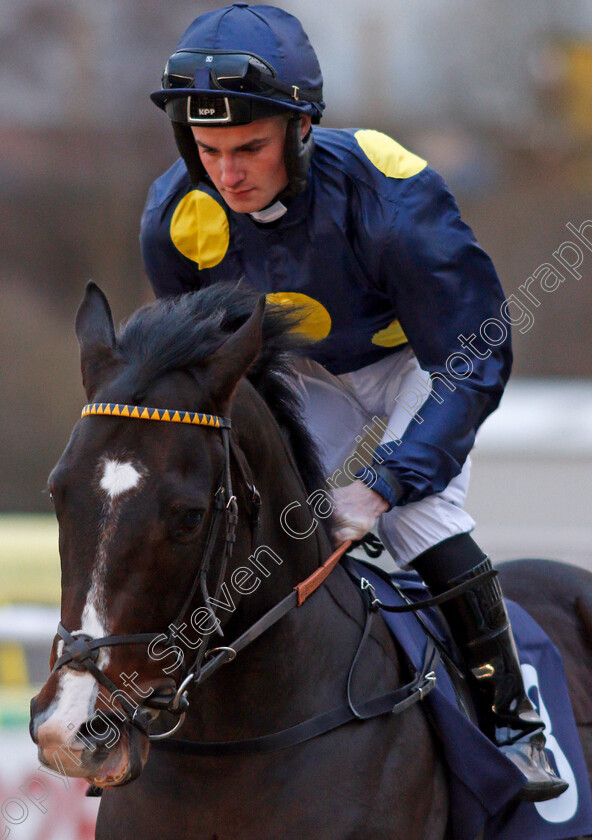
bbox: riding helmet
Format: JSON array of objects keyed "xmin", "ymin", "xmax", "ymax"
[{"xmin": 151, "ymin": 3, "xmax": 325, "ymax": 197}]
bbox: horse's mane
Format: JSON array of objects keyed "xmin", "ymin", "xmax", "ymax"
[{"xmin": 117, "ymin": 283, "xmax": 326, "ymax": 496}]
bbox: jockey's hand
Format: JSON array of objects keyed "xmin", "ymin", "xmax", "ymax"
[{"xmin": 332, "ymin": 480, "xmax": 389, "ymax": 545}]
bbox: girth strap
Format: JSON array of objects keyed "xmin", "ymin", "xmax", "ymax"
[{"xmin": 367, "ymin": 568, "xmax": 499, "ymax": 613}]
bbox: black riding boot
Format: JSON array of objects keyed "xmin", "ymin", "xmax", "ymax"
[{"xmin": 413, "ymin": 535, "xmax": 568, "ymax": 803}]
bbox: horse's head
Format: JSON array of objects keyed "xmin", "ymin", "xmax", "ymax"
[{"xmin": 30, "ymin": 282, "xmax": 278, "ymax": 787}]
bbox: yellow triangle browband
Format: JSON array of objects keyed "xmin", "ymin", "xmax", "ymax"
[{"xmin": 81, "ymin": 403, "xmax": 231, "ymax": 429}]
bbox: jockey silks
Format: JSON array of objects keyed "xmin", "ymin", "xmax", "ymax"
[{"xmin": 140, "ymin": 127, "xmax": 512, "ymax": 508}]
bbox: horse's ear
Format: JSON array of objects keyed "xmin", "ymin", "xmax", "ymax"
[
  {"xmin": 204, "ymin": 296, "xmax": 265, "ymax": 410},
  {"xmin": 75, "ymin": 281, "xmax": 118, "ymax": 400}
]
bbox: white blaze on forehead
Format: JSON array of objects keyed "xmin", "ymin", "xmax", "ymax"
[{"xmin": 100, "ymin": 459, "xmax": 143, "ymax": 498}]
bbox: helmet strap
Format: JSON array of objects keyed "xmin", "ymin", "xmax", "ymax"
[
  {"xmin": 172, "ymin": 121, "xmax": 209, "ymax": 186},
  {"xmin": 278, "ymin": 116, "xmax": 314, "ymax": 202}
]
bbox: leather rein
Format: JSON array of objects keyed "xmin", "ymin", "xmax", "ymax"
[{"xmin": 52, "ymin": 400, "xmax": 490, "ymax": 756}]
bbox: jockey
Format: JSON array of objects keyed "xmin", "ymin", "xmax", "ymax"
[{"xmin": 141, "ymin": 2, "xmax": 567, "ymax": 801}]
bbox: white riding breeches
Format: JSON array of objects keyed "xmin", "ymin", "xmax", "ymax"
[{"xmin": 295, "ymin": 348, "xmax": 476, "ymax": 568}]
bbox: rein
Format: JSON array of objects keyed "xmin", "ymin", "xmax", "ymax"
[{"xmin": 152, "ymin": 580, "xmax": 440, "ymax": 756}]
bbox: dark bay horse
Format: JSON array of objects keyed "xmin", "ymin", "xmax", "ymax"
[{"xmin": 30, "ymin": 283, "xmax": 449, "ymax": 840}]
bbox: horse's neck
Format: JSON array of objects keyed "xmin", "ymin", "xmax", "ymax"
[{"xmin": 231, "ymin": 385, "xmax": 333, "ymax": 606}]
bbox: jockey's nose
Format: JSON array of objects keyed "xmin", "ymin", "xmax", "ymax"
[{"xmin": 220, "ymin": 154, "xmax": 245, "ymax": 188}]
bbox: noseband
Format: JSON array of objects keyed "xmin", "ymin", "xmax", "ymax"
[{"xmin": 53, "ymin": 401, "xmax": 256, "ymax": 739}]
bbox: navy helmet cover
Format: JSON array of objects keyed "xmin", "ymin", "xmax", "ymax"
[{"xmin": 151, "ymin": 3, "xmax": 325, "ymax": 123}]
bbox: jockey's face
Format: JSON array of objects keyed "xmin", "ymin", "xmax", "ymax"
[{"xmin": 192, "ymin": 114, "xmax": 310, "ymax": 213}]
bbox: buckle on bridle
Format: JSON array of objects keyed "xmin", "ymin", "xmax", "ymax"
[
  {"xmin": 130, "ymin": 706, "xmax": 154, "ymax": 733},
  {"xmin": 146, "ymin": 667, "xmax": 196, "ymax": 741}
]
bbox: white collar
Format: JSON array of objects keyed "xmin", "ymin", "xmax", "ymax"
[{"xmin": 249, "ymin": 200, "xmax": 288, "ymax": 224}]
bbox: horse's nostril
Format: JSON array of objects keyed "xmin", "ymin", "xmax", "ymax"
[{"xmin": 77, "ymin": 713, "xmax": 123, "ymax": 752}]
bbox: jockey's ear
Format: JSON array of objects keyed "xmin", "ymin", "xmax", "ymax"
[
  {"xmin": 203, "ymin": 296, "xmax": 265, "ymax": 413},
  {"xmin": 75, "ymin": 281, "xmax": 118, "ymax": 400}
]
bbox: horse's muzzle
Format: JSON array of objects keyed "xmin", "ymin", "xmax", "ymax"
[{"xmin": 30, "ymin": 687, "xmax": 151, "ymax": 787}]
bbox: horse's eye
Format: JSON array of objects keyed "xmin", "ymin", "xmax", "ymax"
[
  {"xmin": 180, "ymin": 509, "xmax": 203, "ymax": 531},
  {"xmin": 169, "ymin": 506, "xmax": 205, "ymax": 541}
]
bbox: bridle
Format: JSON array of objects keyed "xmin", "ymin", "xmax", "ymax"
[
  {"xmin": 53, "ymin": 401, "xmax": 359, "ymax": 744},
  {"xmin": 53, "ymin": 399, "xmax": 487, "ymax": 756},
  {"xmin": 53, "ymin": 401, "xmax": 258, "ymax": 739}
]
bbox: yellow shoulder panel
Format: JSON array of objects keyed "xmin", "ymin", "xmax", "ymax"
[
  {"xmin": 170, "ymin": 190, "xmax": 230, "ymax": 269},
  {"xmin": 354, "ymin": 130, "xmax": 427, "ymax": 179}
]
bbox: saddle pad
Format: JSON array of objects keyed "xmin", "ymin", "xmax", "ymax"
[{"xmin": 348, "ymin": 561, "xmax": 592, "ymax": 840}]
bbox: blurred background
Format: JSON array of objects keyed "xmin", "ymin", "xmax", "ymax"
[{"xmin": 1, "ymin": 1, "xmax": 591, "ymax": 835}]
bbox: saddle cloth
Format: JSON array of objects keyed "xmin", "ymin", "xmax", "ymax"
[{"xmin": 347, "ymin": 560, "xmax": 592, "ymax": 840}]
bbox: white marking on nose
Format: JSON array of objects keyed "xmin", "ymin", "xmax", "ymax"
[
  {"xmin": 38, "ymin": 457, "xmax": 149, "ymax": 747},
  {"xmin": 100, "ymin": 459, "xmax": 142, "ymax": 498},
  {"xmin": 37, "ymin": 670, "xmax": 100, "ymax": 747},
  {"xmin": 37, "ymin": 600, "xmax": 108, "ymax": 746}
]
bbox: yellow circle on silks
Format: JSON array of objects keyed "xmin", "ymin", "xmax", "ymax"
[
  {"xmin": 354, "ymin": 130, "xmax": 427, "ymax": 179},
  {"xmin": 371, "ymin": 319, "xmax": 408, "ymax": 348},
  {"xmin": 266, "ymin": 292, "xmax": 332, "ymax": 341},
  {"xmin": 170, "ymin": 190, "xmax": 230, "ymax": 269}
]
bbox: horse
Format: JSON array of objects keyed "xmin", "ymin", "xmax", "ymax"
[
  {"xmin": 29, "ymin": 281, "xmax": 592, "ymax": 839},
  {"xmin": 30, "ymin": 282, "xmax": 450, "ymax": 840}
]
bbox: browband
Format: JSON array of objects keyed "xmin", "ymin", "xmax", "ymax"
[{"xmin": 81, "ymin": 402, "xmax": 231, "ymax": 429}]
